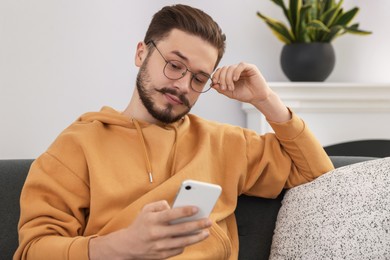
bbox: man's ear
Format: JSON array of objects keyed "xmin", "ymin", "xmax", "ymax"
[{"xmin": 135, "ymin": 41, "xmax": 147, "ymax": 67}]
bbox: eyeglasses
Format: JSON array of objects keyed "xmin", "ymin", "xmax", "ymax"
[{"xmin": 147, "ymin": 41, "xmax": 213, "ymax": 93}]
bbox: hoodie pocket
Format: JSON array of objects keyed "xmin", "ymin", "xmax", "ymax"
[{"xmin": 170, "ymin": 222, "xmax": 232, "ymax": 260}]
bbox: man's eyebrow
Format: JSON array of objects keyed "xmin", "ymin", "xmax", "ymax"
[
  {"xmin": 171, "ymin": 50, "xmax": 212, "ymax": 76},
  {"xmin": 172, "ymin": 50, "xmax": 188, "ymax": 62}
]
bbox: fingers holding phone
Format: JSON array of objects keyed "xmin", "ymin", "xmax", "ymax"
[
  {"xmin": 89, "ymin": 200, "xmax": 212, "ymax": 259},
  {"xmin": 151, "ymin": 201, "xmax": 213, "ymax": 237}
]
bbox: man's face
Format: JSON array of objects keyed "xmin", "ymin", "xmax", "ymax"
[{"xmin": 135, "ymin": 29, "xmax": 218, "ymax": 124}]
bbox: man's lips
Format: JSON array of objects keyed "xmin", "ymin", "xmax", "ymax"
[
  {"xmin": 156, "ymin": 87, "xmax": 190, "ymax": 107},
  {"xmin": 165, "ymin": 93, "xmax": 183, "ymax": 105}
]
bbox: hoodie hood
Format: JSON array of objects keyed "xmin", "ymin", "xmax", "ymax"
[
  {"xmin": 78, "ymin": 106, "xmax": 137, "ymax": 128},
  {"xmin": 77, "ymin": 106, "xmax": 183, "ymax": 183}
]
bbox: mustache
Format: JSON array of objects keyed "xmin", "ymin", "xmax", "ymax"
[{"xmin": 156, "ymin": 88, "xmax": 191, "ymax": 108}]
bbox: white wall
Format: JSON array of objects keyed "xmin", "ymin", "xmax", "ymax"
[{"xmin": 1, "ymin": 0, "xmax": 389, "ymax": 159}]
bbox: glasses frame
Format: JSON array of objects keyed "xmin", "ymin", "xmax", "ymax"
[{"xmin": 147, "ymin": 41, "xmax": 213, "ymax": 93}]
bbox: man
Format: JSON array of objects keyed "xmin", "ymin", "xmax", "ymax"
[{"xmin": 15, "ymin": 4, "xmax": 334, "ymax": 260}]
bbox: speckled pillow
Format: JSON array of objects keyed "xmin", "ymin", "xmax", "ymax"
[{"xmin": 270, "ymin": 157, "xmax": 390, "ymax": 260}]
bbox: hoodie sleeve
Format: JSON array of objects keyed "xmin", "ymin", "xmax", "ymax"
[
  {"xmin": 242, "ymin": 110, "xmax": 334, "ymax": 198},
  {"xmin": 14, "ymin": 146, "xmax": 93, "ymax": 259}
]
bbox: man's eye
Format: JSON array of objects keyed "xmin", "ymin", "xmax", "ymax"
[
  {"xmin": 194, "ymin": 77, "xmax": 205, "ymax": 84},
  {"xmin": 168, "ymin": 61, "xmax": 184, "ymax": 71},
  {"xmin": 193, "ymin": 74, "xmax": 208, "ymax": 84}
]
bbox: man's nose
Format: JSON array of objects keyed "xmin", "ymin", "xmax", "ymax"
[{"xmin": 174, "ymin": 72, "xmax": 192, "ymax": 93}]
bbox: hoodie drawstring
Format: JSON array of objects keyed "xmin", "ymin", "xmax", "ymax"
[
  {"xmin": 132, "ymin": 119, "xmax": 154, "ymax": 183},
  {"xmin": 132, "ymin": 118, "xmax": 182, "ymax": 183},
  {"xmin": 170, "ymin": 126, "xmax": 179, "ymax": 176}
]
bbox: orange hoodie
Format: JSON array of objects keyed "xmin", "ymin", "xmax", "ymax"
[{"xmin": 15, "ymin": 106, "xmax": 333, "ymax": 259}]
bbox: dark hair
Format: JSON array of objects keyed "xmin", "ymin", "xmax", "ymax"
[{"xmin": 144, "ymin": 4, "xmax": 226, "ymax": 69}]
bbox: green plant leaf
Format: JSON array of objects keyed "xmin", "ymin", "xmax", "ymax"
[
  {"xmin": 270, "ymin": 0, "xmax": 290, "ymax": 18},
  {"xmin": 296, "ymin": 4, "xmax": 313, "ymax": 42},
  {"xmin": 321, "ymin": 25, "xmax": 342, "ymax": 42},
  {"xmin": 324, "ymin": 0, "xmax": 338, "ymax": 10},
  {"xmin": 288, "ymin": 0, "xmax": 302, "ymax": 36},
  {"xmin": 320, "ymin": 1, "xmax": 343, "ymax": 27},
  {"xmin": 256, "ymin": 12, "xmax": 295, "ymax": 44},
  {"xmin": 271, "ymin": 0, "xmax": 287, "ymax": 8},
  {"xmin": 265, "ymin": 22, "xmax": 295, "ymax": 44},
  {"xmin": 307, "ymin": 20, "xmax": 330, "ymax": 32},
  {"xmin": 305, "ymin": 0, "xmax": 317, "ymax": 19},
  {"xmin": 334, "ymin": 7, "xmax": 359, "ymax": 26},
  {"xmin": 344, "ymin": 24, "xmax": 372, "ymax": 35}
]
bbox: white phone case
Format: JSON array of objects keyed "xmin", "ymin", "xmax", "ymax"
[{"xmin": 171, "ymin": 179, "xmax": 222, "ymax": 224}]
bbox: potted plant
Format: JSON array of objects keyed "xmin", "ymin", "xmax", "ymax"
[{"xmin": 257, "ymin": 0, "xmax": 372, "ymax": 81}]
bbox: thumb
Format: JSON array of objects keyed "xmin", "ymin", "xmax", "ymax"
[{"xmin": 143, "ymin": 200, "xmax": 171, "ymax": 213}]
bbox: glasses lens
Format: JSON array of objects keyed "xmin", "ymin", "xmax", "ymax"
[
  {"xmin": 191, "ymin": 73, "xmax": 212, "ymax": 93},
  {"xmin": 164, "ymin": 60, "xmax": 186, "ymax": 80}
]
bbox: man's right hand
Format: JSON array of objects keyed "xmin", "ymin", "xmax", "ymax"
[{"xmin": 89, "ymin": 200, "xmax": 212, "ymax": 259}]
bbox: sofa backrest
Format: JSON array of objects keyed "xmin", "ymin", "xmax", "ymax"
[
  {"xmin": 0, "ymin": 159, "xmax": 33, "ymax": 259},
  {"xmin": 324, "ymin": 139, "xmax": 390, "ymax": 158}
]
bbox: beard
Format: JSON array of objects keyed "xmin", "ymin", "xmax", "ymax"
[{"xmin": 136, "ymin": 57, "xmax": 192, "ymax": 124}]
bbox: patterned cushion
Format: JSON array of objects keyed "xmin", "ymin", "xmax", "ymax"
[{"xmin": 270, "ymin": 158, "xmax": 390, "ymax": 260}]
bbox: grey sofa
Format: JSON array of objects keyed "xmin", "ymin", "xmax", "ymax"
[{"xmin": 0, "ymin": 156, "xmax": 375, "ymax": 259}]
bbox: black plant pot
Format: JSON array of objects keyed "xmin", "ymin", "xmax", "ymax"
[{"xmin": 280, "ymin": 42, "xmax": 336, "ymax": 82}]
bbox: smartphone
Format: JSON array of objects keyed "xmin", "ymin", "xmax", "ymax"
[{"xmin": 170, "ymin": 179, "xmax": 222, "ymax": 225}]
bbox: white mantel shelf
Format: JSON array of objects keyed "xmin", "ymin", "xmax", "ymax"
[
  {"xmin": 242, "ymin": 82, "xmax": 390, "ymax": 146},
  {"xmin": 242, "ymin": 82, "xmax": 390, "ymax": 113}
]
